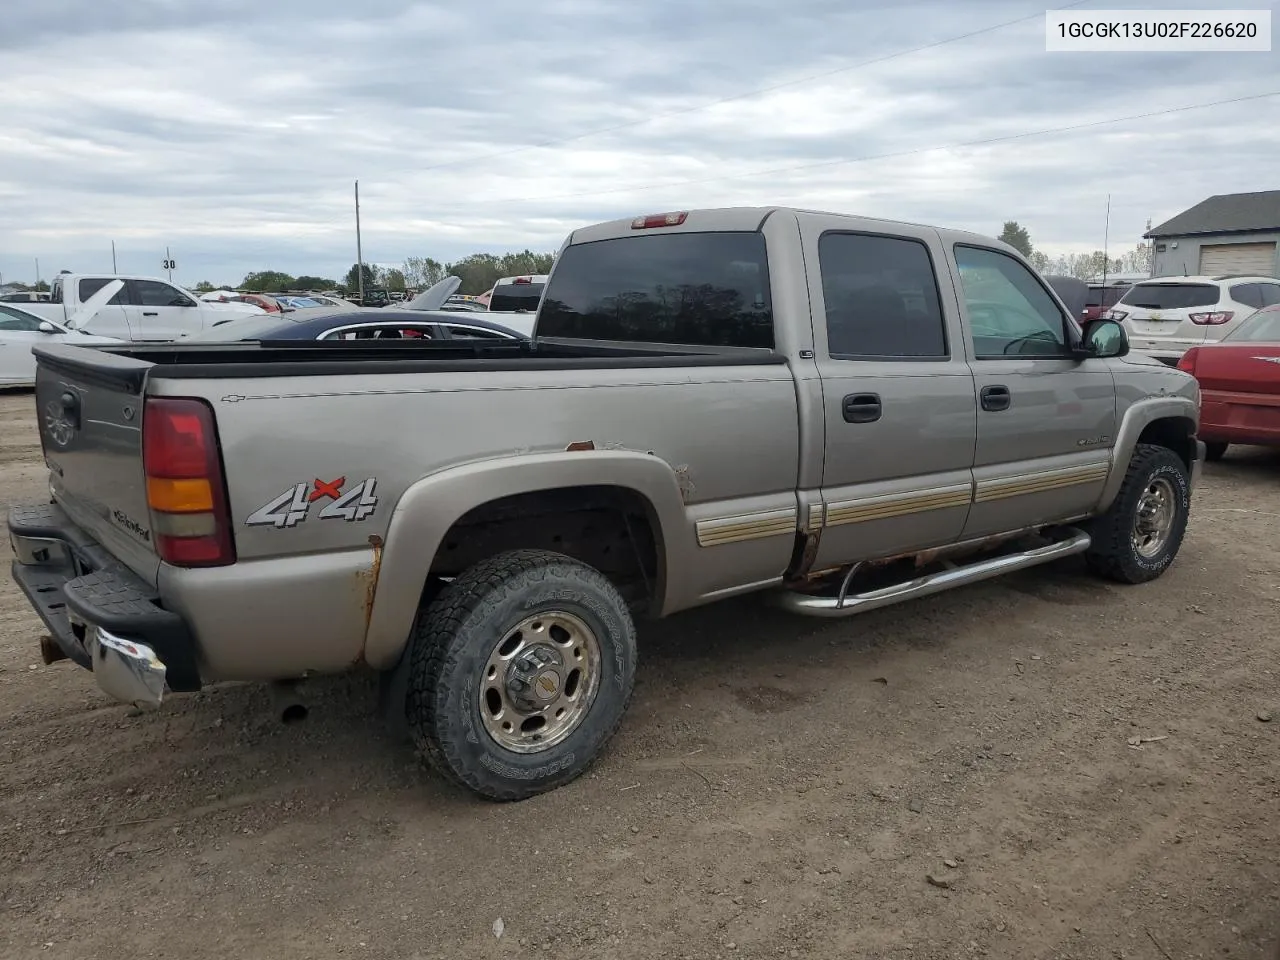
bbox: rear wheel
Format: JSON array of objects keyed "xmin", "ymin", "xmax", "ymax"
[
  {"xmin": 1204, "ymin": 441, "xmax": 1228, "ymax": 462},
  {"xmin": 405, "ymin": 549, "xmax": 637, "ymax": 801},
  {"xmin": 1084, "ymin": 443, "xmax": 1191, "ymax": 584}
]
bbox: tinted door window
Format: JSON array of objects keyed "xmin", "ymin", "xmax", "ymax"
[
  {"xmin": 538, "ymin": 232, "xmax": 774, "ymax": 348},
  {"xmin": 445, "ymin": 326, "xmax": 508, "ymax": 340},
  {"xmin": 489, "ymin": 282, "xmax": 545, "ymax": 313},
  {"xmin": 1260, "ymin": 283, "xmax": 1280, "ymax": 307},
  {"xmin": 135, "ymin": 280, "xmax": 196, "ymax": 307},
  {"xmin": 818, "ymin": 233, "xmax": 947, "ymax": 359},
  {"xmin": 0, "ymin": 305, "xmax": 43, "ymax": 331},
  {"xmin": 1119, "ymin": 283, "xmax": 1219, "ymax": 309},
  {"xmin": 954, "ymin": 246, "xmax": 1070, "ymax": 358},
  {"xmin": 78, "ymin": 278, "xmax": 127, "ymax": 305},
  {"xmin": 323, "ymin": 325, "xmax": 436, "ymax": 340}
]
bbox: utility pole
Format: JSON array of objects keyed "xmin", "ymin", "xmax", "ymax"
[
  {"xmin": 354, "ymin": 179, "xmax": 365, "ymax": 305},
  {"xmin": 112, "ymin": 240, "xmax": 118, "ymax": 273},
  {"xmin": 165, "ymin": 246, "xmax": 173, "ymax": 282},
  {"xmin": 35, "ymin": 258, "xmax": 41, "ymax": 289},
  {"xmin": 1145, "ymin": 218, "xmax": 1154, "ymax": 278}
]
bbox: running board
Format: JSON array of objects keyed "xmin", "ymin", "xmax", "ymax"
[{"xmin": 772, "ymin": 529, "xmax": 1092, "ymax": 619}]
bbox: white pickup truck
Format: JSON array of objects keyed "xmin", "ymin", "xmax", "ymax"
[{"xmin": 21, "ymin": 274, "xmax": 263, "ymax": 341}]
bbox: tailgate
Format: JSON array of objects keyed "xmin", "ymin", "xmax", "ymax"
[{"xmin": 32, "ymin": 343, "xmax": 161, "ymax": 583}]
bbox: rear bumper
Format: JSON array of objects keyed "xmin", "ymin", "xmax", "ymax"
[{"xmin": 8, "ymin": 503, "xmax": 201, "ymax": 702}]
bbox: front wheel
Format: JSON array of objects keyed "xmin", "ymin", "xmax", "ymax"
[
  {"xmin": 1084, "ymin": 443, "xmax": 1191, "ymax": 584},
  {"xmin": 405, "ymin": 549, "xmax": 638, "ymax": 801}
]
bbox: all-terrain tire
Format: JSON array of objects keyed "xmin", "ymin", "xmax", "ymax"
[
  {"xmin": 1204, "ymin": 441, "xmax": 1228, "ymax": 462},
  {"xmin": 1084, "ymin": 443, "xmax": 1191, "ymax": 584},
  {"xmin": 405, "ymin": 549, "xmax": 638, "ymax": 801}
]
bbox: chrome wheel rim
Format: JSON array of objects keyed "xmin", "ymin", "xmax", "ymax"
[
  {"xmin": 1132, "ymin": 477, "xmax": 1177, "ymax": 559},
  {"xmin": 478, "ymin": 611, "xmax": 601, "ymax": 754}
]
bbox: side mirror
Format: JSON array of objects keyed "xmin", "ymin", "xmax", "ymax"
[
  {"xmin": 38, "ymin": 321, "xmax": 62, "ymax": 335},
  {"xmin": 1081, "ymin": 318, "xmax": 1129, "ymax": 359}
]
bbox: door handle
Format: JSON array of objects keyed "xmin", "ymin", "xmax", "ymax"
[
  {"xmin": 980, "ymin": 384, "xmax": 1011, "ymax": 412},
  {"xmin": 142, "ymin": 311, "xmax": 159, "ymax": 316},
  {"xmin": 842, "ymin": 392, "xmax": 882, "ymax": 424}
]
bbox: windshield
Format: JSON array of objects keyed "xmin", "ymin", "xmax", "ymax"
[
  {"xmin": 1225, "ymin": 306, "xmax": 1280, "ymax": 342},
  {"xmin": 1119, "ymin": 282, "xmax": 1219, "ymax": 310}
]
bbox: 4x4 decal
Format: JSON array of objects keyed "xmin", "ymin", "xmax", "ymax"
[{"xmin": 246, "ymin": 476, "xmax": 379, "ymax": 529}]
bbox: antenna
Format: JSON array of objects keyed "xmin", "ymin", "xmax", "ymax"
[{"xmin": 1101, "ymin": 194, "xmax": 1110, "ymax": 289}]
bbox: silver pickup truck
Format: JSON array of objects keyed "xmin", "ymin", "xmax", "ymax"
[{"xmin": 9, "ymin": 206, "xmax": 1204, "ymax": 801}]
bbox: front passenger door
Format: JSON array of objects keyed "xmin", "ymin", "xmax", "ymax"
[
  {"xmin": 952, "ymin": 245, "xmax": 1117, "ymax": 539},
  {"xmin": 130, "ymin": 280, "xmax": 203, "ymax": 341}
]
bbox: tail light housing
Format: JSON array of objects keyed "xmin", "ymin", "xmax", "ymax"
[
  {"xmin": 142, "ymin": 397, "xmax": 236, "ymax": 567},
  {"xmin": 1176, "ymin": 347, "xmax": 1200, "ymax": 375},
  {"xmin": 1189, "ymin": 311, "xmax": 1233, "ymax": 326}
]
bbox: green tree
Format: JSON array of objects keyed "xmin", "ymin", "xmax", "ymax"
[
  {"xmin": 998, "ymin": 221, "xmax": 1034, "ymax": 258},
  {"xmin": 444, "ymin": 250, "xmax": 557, "ymax": 295},
  {"xmin": 241, "ymin": 270, "xmax": 295, "ymax": 293},
  {"xmin": 193, "ymin": 281, "xmax": 216, "ymax": 293},
  {"xmin": 385, "ymin": 268, "xmax": 406, "ymax": 293},
  {"xmin": 293, "ymin": 275, "xmax": 335, "ymax": 290},
  {"xmin": 33, "ymin": 280, "xmax": 50, "ymax": 292},
  {"xmin": 344, "ymin": 263, "xmax": 377, "ymax": 293},
  {"xmin": 402, "ymin": 257, "xmax": 447, "ymax": 289},
  {"xmin": 1028, "ymin": 250, "xmax": 1049, "ymax": 272}
]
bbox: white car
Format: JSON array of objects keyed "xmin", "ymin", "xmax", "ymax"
[
  {"xmin": 0, "ymin": 300, "xmax": 121, "ymax": 386},
  {"xmin": 1109, "ymin": 274, "xmax": 1280, "ymax": 363}
]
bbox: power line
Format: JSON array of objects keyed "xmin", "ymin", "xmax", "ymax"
[
  {"xmin": 415, "ymin": 0, "xmax": 1096, "ymax": 174},
  {"xmin": 474, "ymin": 89, "xmax": 1280, "ymax": 207}
]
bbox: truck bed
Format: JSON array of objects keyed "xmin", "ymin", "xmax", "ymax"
[{"xmin": 36, "ymin": 339, "xmax": 785, "ymax": 387}]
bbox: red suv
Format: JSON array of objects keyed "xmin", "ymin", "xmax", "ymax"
[{"xmin": 1082, "ymin": 281, "xmax": 1132, "ymax": 322}]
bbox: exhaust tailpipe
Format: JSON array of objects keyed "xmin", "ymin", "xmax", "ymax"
[{"xmin": 268, "ymin": 680, "xmax": 309, "ymax": 724}]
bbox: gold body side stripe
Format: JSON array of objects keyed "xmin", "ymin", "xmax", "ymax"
[
  {"xmin": 974, "ymin": 463, "xmax": 1109, "ymax": 504},
  {"xmin": 696, "ymin": 508, "xmax": 798, "ymax": 547},
  {"xmin": 825, "ymin": 484, "xmax": 971, "ymax": 528}
]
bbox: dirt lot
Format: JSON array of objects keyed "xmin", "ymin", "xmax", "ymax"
[{"xmin": 1, "ymin": 389, "xmax": 1278, "ymax": 960}]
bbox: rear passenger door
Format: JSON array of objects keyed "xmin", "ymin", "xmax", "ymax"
[
  {"xmin": 802, "ymin": 218, "xmax": 978, "ymax": 569},
  {"xmin": 74, "ymin": 277, "xmax": 132, "ymax": 338},
  {"xmin": 949, "ymin": 244, "xmax": 1116, "ymax": 538}
]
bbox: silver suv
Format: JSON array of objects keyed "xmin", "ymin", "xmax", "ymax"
[{"xmin": 1110, "ymin": 274, "xmax": 1280, "ymax": 363}]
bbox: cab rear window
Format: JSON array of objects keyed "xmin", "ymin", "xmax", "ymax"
[
  {"xmin": 538, "ymin": 232, "xmax": 774, "ymax": 349},
  {"xmin": 489, "ymin": 282, "xmax": 545, "ymax": 313},
  {"xmin": 1119, "ymin": 283, "xmax": 1218, "ymax": 310}
]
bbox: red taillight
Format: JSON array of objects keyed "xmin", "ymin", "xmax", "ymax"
[
  {"xmin": 1189, "ymin": 311, "xmax": 1233, "ymax": 326},
  {"xmin": 513, "ymin": 276, "xmax": 532, "ymax": 285},
  {"xmin": 142, "ymin": 397, "xmax": 235, "ymax": 567},
  {"xmin": 631, "ymin": 211, "xmax": 688, "ymax": 229},
  {"xmin": 1177, "ymin": 347, "xmax": 1200, "ymax": 375}
]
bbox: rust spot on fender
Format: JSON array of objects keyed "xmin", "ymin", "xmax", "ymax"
[
  {"xmin": 672, "ymin": 464, "xmax": 695, "ymax": 503},
  {"xmin": 356, "ymin": 534, "xmax": 385, "ymax": 662}
]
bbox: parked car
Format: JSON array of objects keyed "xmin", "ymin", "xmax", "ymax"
[
  {"xmin": 1176, "ymin": 303, "xmax": 1280, "ymax": 459},
  {"xmin": 0, "ymin": 291, "xmax": 53, "ymax": 303},
  {"xmin": 184, "ymin": 308, "xmax": 531, "ymax": 343},
  {"xmin": 1109, "ymin": 275, "xmax": 1280, "ymax": 363},
  {"xmin": 9, "ymin": 206, "xmax": 1204, "ymax": 803},
  {"xmin": 0, "ymin": 287, "xmax": 124, "ymax": 386},
  {"xmin": 1083, "ymin": 280, "xmax": 1132, "ymax": 322},
  {"xmin": 19, "ymin": 274, "xmax": 264, "ymax": 341},
  {"xmin": 488, "ymin": 274, "xmax": 547, "ymax": 313}
]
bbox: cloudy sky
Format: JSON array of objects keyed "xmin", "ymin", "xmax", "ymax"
[{"xmin": 0, "ymin": 0, "xmax": 1276, "ymax": 288}]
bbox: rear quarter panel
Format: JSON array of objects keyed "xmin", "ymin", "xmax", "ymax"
[{"xmin": 150, "ymin": 362, "xmax": 801, "ymax": 678}]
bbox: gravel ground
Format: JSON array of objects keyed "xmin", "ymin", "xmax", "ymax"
[{"xmin": 1, "ymin": 388, "xmax": 1278, "ymax": 960}]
